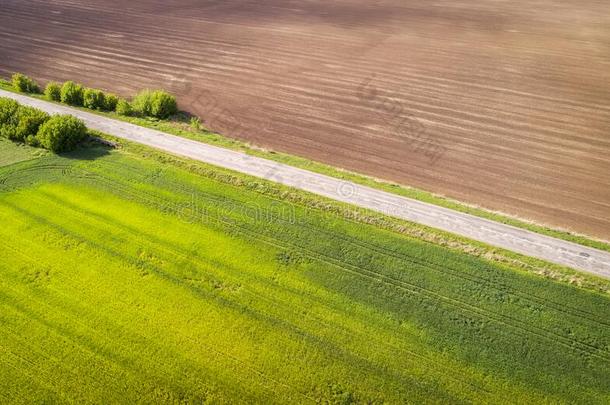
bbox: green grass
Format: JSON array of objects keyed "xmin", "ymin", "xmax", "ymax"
[
  {"xmin": 2, "ymin": 80, "xmax": 609, "ymax": 254},
  {"xmin": 0, "ymin": 137, "xmax": 48, "ymax": 167},
  {"xmin": 0, "ymin": 139, "xmax": 609, "ymax": 403}
]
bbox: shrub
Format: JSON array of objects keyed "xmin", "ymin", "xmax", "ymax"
[
  {"xmin": 83, "ymin": 88, "xmax": 106, "ymax": 110},
  {"xmin": 13, "ymin": 106, "xmax": 50, "ymax": 142},
  {"xmin": 0, "ymin": 97, "xmax": 20, "ymax": 125},
  {"xmin": 0, "ymin": 125, "xmax": 16, "ymax": 140},
  {"xmin": 131, "ymin": 89, "xmax": 154, "ymax": 116},
  {"xmin": 44, "ymin": 82, "xmax": 62, "ymax": 101},
  {"xmin": 132, "ymin": 89, "xmax": 177, "ymax": 119},
  {"xmin": 60, "ymin": 81, "xmax": 84, "ymax": 106},
  {"xmin": 0, "ymin": 97, "xmax": 20, "ymax": 139},
  {"xmin": 36, "ymin": 115, "xmax": 87, "ymax": 152},
  {"xmin": 11, "ymin": 73, "xmax": 40, "ymax": 93},
  {"xmin": 115, "ymin": 98, "xmax": 133, "ymax": 116},
  {"xmin": 104, "ymin": 93, "xmax": 119, "ymax": 111},
  {"xmin": 150, "ymin": 90, "xmax": 177, "ymax": 119},
  {"xmin": 0, "ymin": 100, "xmax": 49, "ymax": 142},
  {"xmin": 0, "ymin": 98, "xmax": 87, "ymax": 152}
]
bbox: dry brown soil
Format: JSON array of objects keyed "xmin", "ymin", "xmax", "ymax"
[{"xmin": 1, "ymin": 0, "xmax": 609, "ymax": 239}]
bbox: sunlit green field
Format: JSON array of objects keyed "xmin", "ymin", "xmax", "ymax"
[{"xmin": 0, "ymin": 140, "xmax": 608, "ymax": 404}]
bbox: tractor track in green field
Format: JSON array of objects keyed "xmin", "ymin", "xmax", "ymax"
[
  {"xmin": 1, "ymin": 190, "xmax": 492, "ymax": 399},
  {"xmin": 3, "ymin": 160, "xmax": 607, "ymax": 365},
  {"xmin": 0, "ymin": 246, "xmax": 152, "ymax": 395},
  {"xmin": 6, "ymin": 188, "xmax": 470, "ymax": 401},
  {"xmin": 21, "ymin": 164, "xmax": 610, "ymax": 366},
  {"xmin": 120, "ymin": 191, "xmax": 608, "ymax": 362},
  {"xmin": 76, "ymin": 161, "xmax": 605, "ymax": 329},
  {"xmin": 0, "ymin": 226, "xmax": 320, "ymax": 403},
  {"xmin": 88, "ymin": 161, "xmax": 610, "ymax": 332},
  {"xmin": 1, "ymin": 144, "xmax": 608, "ymax": 401},
  {"xmin": 0, "ymin": 165, "xmax": 495, "ymax": 398}
]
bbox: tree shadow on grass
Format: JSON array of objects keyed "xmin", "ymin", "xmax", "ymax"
[{"xmin": 59, "ymin": 139, "xmax": 113, "ymax": 161}]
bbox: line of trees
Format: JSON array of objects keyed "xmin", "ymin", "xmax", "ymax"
[
  {"xmin": 10, "ymin": 73, "xmax": 178, "ymax": 119},
  {"xmin": 0, "ymin": 97, "xmax": 88, "ymax": 153}
]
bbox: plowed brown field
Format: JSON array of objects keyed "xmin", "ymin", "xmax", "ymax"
[{"xmin": 1, "ymin": 0, "xmax": 610, "ymax": 239}]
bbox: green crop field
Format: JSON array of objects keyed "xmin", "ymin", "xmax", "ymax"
[{"xmin": 0, "ymin": 139, "xmax": 608, "ymax": 404}]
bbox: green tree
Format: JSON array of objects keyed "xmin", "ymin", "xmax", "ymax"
[
  {"xmin": 11, "ymin": 73, "xmax": 40, "ymax": 93},
  {"xmin": 104, "ymin": 93, "xmax": 119, "ymax": 111},
  {"xmin": 0, "ymin": 100, "xmax": 49, "ymax": 142},
  {"xmin": 0, "ymin": 97, "xmax": 20, "ymax": 139},
  {"xmin": 44, "ymin": 82, "xmax": 62, "ymax": 101},
  {"xmin": 36, "ymin": 115, "xmax": 87, "ymax": 152},
  {"xmin": 0, "ymin": 97, "xmax": 20, "ymax": 125},
  {"xmin": 150, "ymin": 90, "xmax": 178, "ymax": 119},
  {"xmin": 60, "ymin": 81, "xmax": 84, "ymax": 106},
  {"xmin": 83, "ymin": 88, "xmax": 106, "ymax": 110},
  {"xmin": 13, "ymin": 106, "xmax": 50, "ymax": 142},
  {"xmin": 131, "ymin": 89, "xmax": 154, "ymax": 116},
  {"xmin": 115, "ymin": 98, "xmax": 133, "ymax": 116},
  {"xmin": 132, "ymin": 89, "xmax": 177, "ymax": 119}
]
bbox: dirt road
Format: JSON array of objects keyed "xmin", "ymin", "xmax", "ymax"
[
  {"xmin": 3, "ymin": 89, "xmax": 609, "ymax": 278},
  {"xmin": 1, "ymin": 0, "xmax": 609, "ymax": 240}
]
